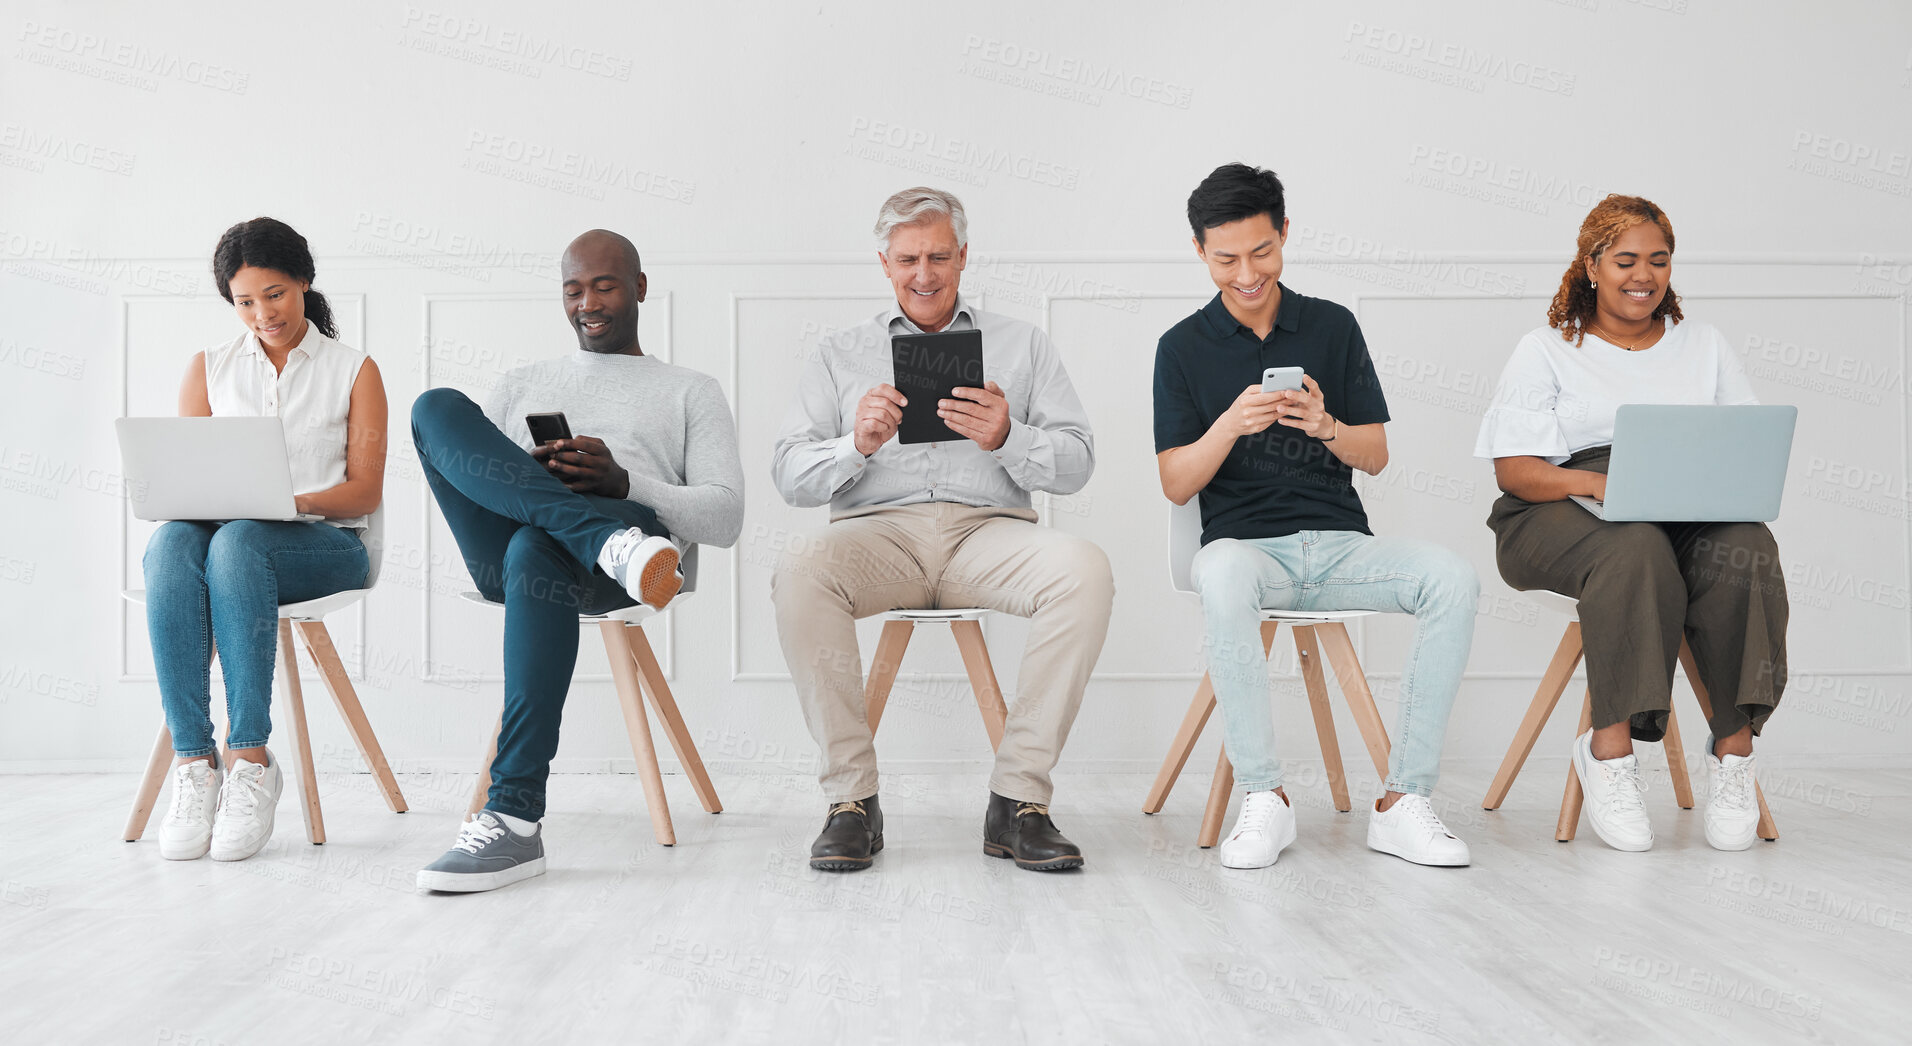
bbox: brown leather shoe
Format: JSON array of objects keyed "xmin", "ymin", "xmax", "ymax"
[
  {"xmin": 809, "ymin": 795, "xmax": 883, "ymax": 871},
  {"xmin": 983, "ymin": 792, "xmax": 1083, "ymax": 871}
]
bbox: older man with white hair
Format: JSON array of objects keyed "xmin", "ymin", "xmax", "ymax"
[{"xmin": 771, "ymin": 187, "xmax": 1113, "ymax": 873}]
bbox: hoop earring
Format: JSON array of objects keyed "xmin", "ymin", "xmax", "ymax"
[{"xmin": 1589, "ymin": 280, "xmax": 1597, "ymax": 290}]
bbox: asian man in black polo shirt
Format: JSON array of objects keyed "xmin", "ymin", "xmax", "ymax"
[{"xmin": 1153, "ymin": 163, "xmax": 1481, "ymax": 869}]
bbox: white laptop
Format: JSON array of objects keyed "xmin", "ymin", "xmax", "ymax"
[
  {"xmin": 1570, "ymin": 404, "xmax": 1798, "ymax": 522},
  {"xmin": 115, "ymin": 417, "xmax": 325, "ymax": 522}
]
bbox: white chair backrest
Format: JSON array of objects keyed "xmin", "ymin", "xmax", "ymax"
[
  {"xmin": 359, "ymin": 503, "xmax": 385, "ymax": 588},
  {"xmin": 680, "ymin": 545, "xmax": 699, "ymax": 595},
  {"xmin": 1168, "ymin": 498, "xmax": 1202, "ymax": 596}
]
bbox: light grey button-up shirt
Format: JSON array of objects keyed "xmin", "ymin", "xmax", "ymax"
[{"xmin": 771, "ymin": 296, "xmax": 1095, "ymax": 514}]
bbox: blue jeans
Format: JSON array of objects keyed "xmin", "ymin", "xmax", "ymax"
[
  {"xmin": 411, "ymin": 387, "xmax": 667, "ymax": 821},
  {"xmin": 1191, "ymin": 531, "xmax": 1479, "ymax": 797},
  {"xmin": 144, "ymin": 520, "xmax": 369, "ymax": 757}
]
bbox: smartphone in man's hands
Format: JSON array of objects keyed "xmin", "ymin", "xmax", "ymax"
[
  {"xmin": 1261, "ymin": 367, "xmax": 1306, "ymax": 394},
  {"xmin": 526, "ymin": 411, "xmax": 572, "ymax": 445}
]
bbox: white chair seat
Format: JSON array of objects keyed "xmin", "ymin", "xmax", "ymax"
[
  {"xmin": 457, "ymin": 589, "xmax": 667, "ymax": 624},
  {"xmin": 885, "ymin": 607, "xmax": 991, "ymax": 622},
  {"xmin": 122, "ymin": 587, "xmax": 369, "ymax": 621},
  {"xmin": 1526, "ymin": 589, "xmax": 1581, "ymax": 620},
  {"xmin": 1258, "ymin": 608, "xmax": 1376, "ymax": 624}
]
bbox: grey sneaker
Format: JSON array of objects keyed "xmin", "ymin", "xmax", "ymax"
[{"xmin": 416, "ymin": 812, "xmax": 547, "ymax": 893}]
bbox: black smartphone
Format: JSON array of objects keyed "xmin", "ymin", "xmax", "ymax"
[{"xmin": 525, "ymin": 411, "xmax": 572, "ymax": 445}]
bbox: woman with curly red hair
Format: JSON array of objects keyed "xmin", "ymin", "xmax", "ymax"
[{"xmin": 1474, "ymin": 195, "xmax": 1788, "ymax": 853}]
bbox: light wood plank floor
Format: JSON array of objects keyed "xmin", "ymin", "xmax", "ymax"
[{"xmin": 3, "ymin": 764, "xmax": 1906, "ymax": 1044}]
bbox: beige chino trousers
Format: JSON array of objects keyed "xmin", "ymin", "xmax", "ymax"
[{"xmin": 771, "ymin": 502, "xmax": 1115, "ymax": 804}]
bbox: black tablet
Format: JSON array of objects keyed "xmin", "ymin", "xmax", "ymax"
[{"xmin": 891, "ymin": 329, "xmax": 985, "ymax": 445}]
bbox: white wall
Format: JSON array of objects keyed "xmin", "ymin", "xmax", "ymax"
[{"xmin": 4, "ymin": 0, "xmax": 1910, "ymax": 777}]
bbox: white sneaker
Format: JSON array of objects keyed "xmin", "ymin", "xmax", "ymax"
[
  {"xmin": 1218, "ymin": 790, "xmax": 1297, "ymax": 869},
  {"xmin": 1367, "ymin": 793, "xmax": 1471, "ymax": 866},
  {"xmin": 1571, "ymin": 731, "xmax": 1653, "ymax": 851},
  {"xmin": 158, "ymin": 756, "xmax": 222, "ymax": 861},
  {"xmin": 597, "ymin": 530, "xmax": 681, "ymax": 609},
  {"xmin": 210, "ymin": 750, "xmax": 283, "ymax": 862},
  {"xmin": 1704, "ymin": 735, "xmax": 1760, "ymax": 851}
]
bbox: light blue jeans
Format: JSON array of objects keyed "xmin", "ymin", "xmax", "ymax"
[
  {"xmin": 144, "ymin": 520, "xmax": 369, "ymax": 757},
  {"xmin": 1191, "ymin": 531, "xmax": 1478, "ymax": 797}
]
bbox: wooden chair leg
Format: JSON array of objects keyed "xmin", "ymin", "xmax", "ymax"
[
  {"xmin": 1192, "ymin": 620, "xmax": 1277, "ymax": 846},
  {"xmin": 469, "ymin": 708, "xmax": 501, "ymax": 817},
  {"xmin": 1292, "ymin": 626, "xmax": 1351, "ymax": 812},
  {"xmin": 1662, "ymin": 703, "xmax": 1695, "ymax": 809},
  {"xmin": 624, "ymin": 624, "xmax": 722, "ymax": 815},
  {"xmin": 124, "ymin": 725, "xmax": 175, "ymax": 841},
  {"xmin": 1753, "ymin": 782, "xmax": 1779, "ymax": 841},
  {"xmin": 1143, "ymin": 674, "xmax": 1218, "ymax": 814},
  {"xmin": 1484, "ymin": 622, "xmax": 1585, "ymax": 810},
  {"xmin": 600, "ymin": 620, "xmax": 674, "ymax": 846},
  {"xmin": 1315, "ymin": 622, "xmax": 1392, "ymax": 782},
  {"xmin": 1556, "ymin": 688, "xmax": 1593, "ymax": 842},
  {"xmin": 863, "ymin": 619, "xmax": 914, "ymax": 736},
  {"xmin": 1678, "ymin": 639, "xmax": 1778, "ymax": 841},
  {"xmin": 276, "ymin": 619, "xmax": 326, "ymax": 845},
  {"xmin": 1198, "ymin": 746, "xmax": 1236, "ymax": 848},
  {"xmin": 950, "ymin": 619, "xmax": 1008, "ymax": 752},
  {"xmin": 292, "ymin": 621, "xmax": 407, "ymax": 814}
]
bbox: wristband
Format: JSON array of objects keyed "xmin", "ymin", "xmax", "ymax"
[{"xmin": 1322, "ymin": 417, "xmax": 1338, "ymax": 442}]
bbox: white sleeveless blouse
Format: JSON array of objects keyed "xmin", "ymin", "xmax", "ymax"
[{"xmin": 204, "ymin": 323, "xmax": 369, "ymax": 528}]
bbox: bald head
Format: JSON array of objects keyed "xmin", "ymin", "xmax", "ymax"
[
  {"xmin": 564, "ymin": 229, "xmax": 641, "ymax": 276},
  {"xmin": 560, "ymin": 229, "xmax": 647, "ymax": 355}
]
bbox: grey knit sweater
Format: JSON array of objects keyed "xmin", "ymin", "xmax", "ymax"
[{"xmin": 483, "ymin": 351, "xmax": 744, "ymax": 547}]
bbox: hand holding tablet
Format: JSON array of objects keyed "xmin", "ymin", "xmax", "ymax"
[
  {"xmin": 853, "ymin": 384, "xmax": 909, "ymax": 456},
  {"xmin": 937, "ymin": 381, "xmax": 1011, "ymax": 451}
]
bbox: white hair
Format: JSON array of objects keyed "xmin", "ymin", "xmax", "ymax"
[{"xmin": 873, "ymin": 187, "xmax": 968, "ymax": 251}]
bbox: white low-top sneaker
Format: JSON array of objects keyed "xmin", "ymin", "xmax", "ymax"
[
  {"xmin": 158, "ymin": 757, "xmax": 222, "ymax": 861},
  {"xmin": 597, "ymin": 530, "xmax": 682, "ymax": 609},
  {"xmin": 1367, "ymin": 793, "xmax": 1471, "ymax": 866},
  {"xmin": 210, "ymin": 750, "xmax": 283, "ymax": 862},
  {"xmin": 1571, "ymin": 730, "xmax": 1653, "ymax": 851},
  {"xmin": 1703, "ymin": 735, "xmax": 1760, "ymax": 852},
  {"xmin": 1218, "ymin": 790, "xmax": 1297, "ymax": 869}
]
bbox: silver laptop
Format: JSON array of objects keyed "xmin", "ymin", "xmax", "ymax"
[
  {"xmin": 1570, "ymin": 404, "xmax": 1797, "ymax": 522},
  {"xmin": 116, "ymin": 417, "xmax": 325, "ymax": 522}
]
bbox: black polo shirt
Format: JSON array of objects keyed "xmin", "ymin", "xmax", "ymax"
[{"xmin": 1153, "ymin": 286, "xmax": 1390, "ymax": 544}]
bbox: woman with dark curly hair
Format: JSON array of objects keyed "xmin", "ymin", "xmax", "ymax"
[
  {"xmin": 143, "ymin": 217, "xmax": 387, "ymax": 863},
  {"xmin": 1474, "ymin": 195, "xmax": 1787, "ymax": 853}
]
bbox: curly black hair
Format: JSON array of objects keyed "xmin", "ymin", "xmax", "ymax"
[{"xmin": 212, "ymin": 217, "xmax": 336, "ymax": 339}]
